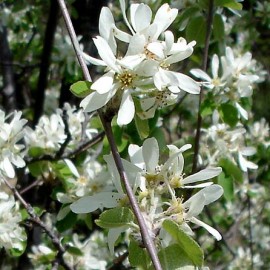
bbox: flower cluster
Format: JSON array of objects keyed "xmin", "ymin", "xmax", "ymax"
[
  {"xmin": 25, "ymin": 103, "xmax": 98, "ymax": 154},
  {"xmin": 0, "ymin": 110, "xmax": 27, "ymax": 180},
  {"xmin": 71, "ymin": 137, "xmax": 224, "ymax": 251},
  {"xmin": 191, "ymin": 47, "xmax": 264, "ymax": 119},
  {"xmin": 0, "ymin": 192, "xmax": 26, "ymax": 252},
  {"xmin": 200, "ymin": 113, "xmax": 258, "ymax": 172},
  {"xmin": 80, "ymin": 1, "xmax": 200, "ymax": 125}
]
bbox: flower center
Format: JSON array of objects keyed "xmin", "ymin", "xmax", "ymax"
[{"xmin": 116, "ymin": 71, "xmax": 135, "ymax": 89}]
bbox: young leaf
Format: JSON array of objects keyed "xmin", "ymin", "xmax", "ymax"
[
  {"xmin": 70, "ymin": 80, "xmax": 93, "ymax": 98},
  {"xmin": 129, "ymin": 238, "xmax": 151, "ymax": 269},
  {"xmin": 163, "ymin": 220, "xmax": 204, "ymax": 267},
  {"xmin": 186, "ymin": 16, "xmax": 207, "ymax": 46},
  {"xmin": 215, "ymin": 0, "xmax": 243, "ymax": 10},
  {"xmin": 95, "ymin": 207, "xmax": 134, "ymax": 228},
  {"xmin": 218, "ymin": 103, "xmax": 238, "ymax": 127},
  {"xmin": 158, "ymin": 244, "xmax": 196, "ymax": 270},
  {"xmin": 213, "ymin": 14, "xmax": 225, "ymax": 41},
  {"xmin": 218, "ymin": 158, "xmax": 243, "ymax": 183},
  {"xmin": 218, "ymin": 172, "xmax": 234, "ymax": 201},
  {"xmin": 135, "ymin": 114, "xmax": 150, "ymax": 139}
]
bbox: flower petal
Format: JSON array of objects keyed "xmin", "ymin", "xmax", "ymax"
[
  {"xmin": 182, "ymin": 167, "xmax": 222, "ymax": 185},
  {"xmin": 93, "ymin": 36, "xmax": 121, "ymax": 72},
  {"xmin": 91, "ymin": 70, "xmax": 115, "ymax": 94},
  {"xmin": 190, "ymin": 217, "xmax": 222, "ymax": 241},
  {"xmin": 80, "ymin": 87, "xmax": 117, "ymax": 112},
  {"xmin": 142, "ymin": 137, "xmax": 159, "ymax": 173},
  {"xmin": 117, "ymin": 90, "xmax": 135, "ymax": 125}
]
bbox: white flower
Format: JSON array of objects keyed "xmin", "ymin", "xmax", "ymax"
[
  {"xmin": 0, "ymin": 110, "xmax": 27, "ymax": 179},
  {"xmin": 191, "ymin": 54, "xmax": 226, "ymax": 89},
  {"xmin": 128, "ymin": 137, "xmax": 222, "ymax": 191},
  {"xmin": 25, "ymin": 113, "xmax": 66, "ymax": 153},
  {"xmin": 169, "ymin": 184, "xmax": 224, "ymax": 240},
  {"xmin": 81, "ymin": 2, "xmax": 200, "ymax": 125},
  {"xmin": 0, "ymin": 193, "xmax": 26, "ymax": 251}
]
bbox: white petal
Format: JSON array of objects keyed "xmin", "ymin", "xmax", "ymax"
[
  {"xmin": 152, "ymin": 4, "xmax": 178, "ymax": 39},
  {"xmin": 91, "ymin": 70, "xmax": 115, "ymax": 94},
  {"xmin": 82, "ymin": 51, "xmax": 106, "ymax": 66},
  {"xmin": 182, "ymin": 167, "xmax": 222, "ymax": 185},
  {"xmin": 117, "ymin": 90, "xmax": 135, "ymax": 125},
  {"xmin": 154, "ymin": 69, "xmax": 178, "ymax": 90},
  {"xmin": 143, "ymin": 137, "xmax": 159, "ymax": 173},
  {"xmin": 99, "ymin": 7, "xmax": 117, "ymax": 54},
  {"xmin": 57, "ymin": 205, "xmax": 71, "ymax": 221},
  {"xmin": 112, "ymin": 25, "xmax": 131, "ymax": 42},
  {"xmin": 235, "ymin": 102, "xmax": 248, "ymax": 120},
  {"xmin": 126, "ymin": 35, "xmax": 146, "ymax": 56},
  {"xmin": 211, "ymin": 54, "xmax": 219, "ymax": 78},
  {"xmin": 93, "ymin": 36, "xmax": 121, "ymax": 72},
  {"xmin": 190, "ymin": 69, "xmax": 211, "ymax": 82},
  {"xmin": 108, "ymin": 227, "xmax": 127, "ymax": 255},
  {"xmin": 119, "ymin": 0, "xmax": 135, "ymax": 34},
  {"xmin": 185, "ymin": 191, "xmax": 206, "ymax": 218},
  {"xmin": 190, "ymin": 217, "xmax": 222, "ymax": 241},
  {"xmin": 64, "ymin": 159, "xmax": 80, "ymax": 178},
  {"xmin": 147, "ymin": 42, "xmax": 165, "ymax": 59},
  {"xmin": 133, "ymin": 4, "xmax": 152, "ymax": 32},
  {"xmin": 128, "ymin": 144, "xmax": 144, "ymax": 169},
  {"xmin": 241, "ymin": 147, "xmax": 256, "ymax": 156},
  {"xmin": 70, "ymin": 192, "xmax": 123, "ymax": 213},
  {"xmin": 80, "ymin": 87, "xmax": 117, "ymax": 112},
  {"xmin": 164, "ymin": 31, "xmax": 174, "ymax": 54},
  {"xmin": 184, "ymin": 182, "xmax": 213, "ymax": 189},
  {"xmin": 172, "ymin": 72, "xmax": 200, "ymax": 94},
  {"xmin": 3, "ymin": 157, "xmax": 15, "ymax": 178}
]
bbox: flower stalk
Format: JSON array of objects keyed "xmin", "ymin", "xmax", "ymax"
[{"xmin": 57, "ymin": 0, "xmax": 162, "ymax": 269}]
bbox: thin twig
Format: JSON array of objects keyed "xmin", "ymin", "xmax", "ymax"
[
  {"xmin": 192, "ymin": 0, "xmax": 214, "ymax": 173},
  {"xmin": 25, "ymin": 131, "xmax": 105, "ymax": 164},
  {"xmin": 100, "ymin": 116, "xmax": 162, "ymax": 270},
  {"xmin": 3, "ymin": 178, "xmax": 73, "ymax": 270},
  {"xmin": 57, "ymin": 0, "xmax": 162, "ymax": 269}
]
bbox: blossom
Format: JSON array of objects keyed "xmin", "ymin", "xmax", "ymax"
[
  {"xmin": 0, "ymin": 192, "xmax": 26, "ymax": 251},
  {"xmin": 0, "ymin": 110, "xmax": 27, "ymax": 179},
  {"xmin": 80, "ymin": 1, "xmax": 200, "ymax": 125},
  {"xmin": 128, "ymin": 137, "xmax": 222, "ymax": 191}
]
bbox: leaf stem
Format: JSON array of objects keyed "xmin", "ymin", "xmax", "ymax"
[
  {"xmin": 192, "ymin": 0, "xmax": 215, "ymax": 173},
  {"xmin": 57, "ymin": 0, "xmax": 162, "ymax": 269}
]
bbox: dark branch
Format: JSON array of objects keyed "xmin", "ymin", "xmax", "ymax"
[{"xmin": 33, "ymin": 0, "xmax": 59, "ymax": 125}]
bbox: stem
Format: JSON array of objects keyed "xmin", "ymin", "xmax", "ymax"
[
  {"xmin": 192, "ymin": 0, "xmax": 214, "ymax": 173},
  {"xmin": 100, "ymin": 116, "xmax": 162, "ymax": 270},
  {"xmin": 57, "ymin": 0, "xmax": 162, "ymax": 269},
  {"xmin": 3, "ymin": 178, "xmax": 73, "ymax": 270}
]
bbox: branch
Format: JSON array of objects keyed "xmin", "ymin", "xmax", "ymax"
[
  {"xmin": 0, "ymin": 22, "xmax": 17, "ymax": 112},
  {"xmin": 33, "ymin": 0, "xmax": 59, "ymax": 125},
  {"xmin": 192, "ymin": 0, "xmax": 215, "ymax": 173},
  {"xmin": 57, "ymin": 1, "xmax": 162, "ymax": 269},
  {"xmin": 3, "ymin": 178, "xmax": 73, "ymax": 270}
]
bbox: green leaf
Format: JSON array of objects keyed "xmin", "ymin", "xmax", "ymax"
[
  {"xmin": 163, "ymin": 220, "xmax": 204, "ymax": 267},
  {"xmin": 56, "ymin": 210, "xmax": 77, "ymax": 233},
  {"xmin": 200, "ymin": 97, "xmax": 216, "ymax": 117},
  {"xmin": 135, "ymin": 114, "xmax": 150, "ymax": 139},
  {"xmin": 218, "ymin": 103, "xmax": 238, "ymax": 127},
  {"xmin": 95, "ymin": 207, "xmax": 134, "ymax": 228},
  {"xmin": 28, "ymin": 161, "xmax": 48, "ymax": 177},
  {"xmin": 213, "ymin": 14, "xmax": 225, "ymax": 40},
  {"xmin": 66, "ymin": 246, "xmax": 83, "ymax": 256},
  {"xmin": 215, "ymin": 0, "xmax": 243, "ymax": 10},
  {"xmin": 158, "ymin": 244, "xmax": 196, "ymax": 270},
  {"xmin": 178, "ymin": 6, "xmax": 200, "ymax": 31},
  {"xmin": 186, "ymin": 16, "xmax": 207, "ymax": 46},
  {"xmin": 218, "ymin": 172, "xmax": 234, "ymax": 201},
  {"xmin": 129, "ymin": 238, "xmax": 151, "ymax": 269},
  {"xmin": 70, "ymin": 80, "xmax": 93, "ymax": 98},
  {"xmin": 28, "ymin": 146, "xmax": 46, "ymax": 158},
  {"xmin": 218, "ymin": 158, "xmax": 243, "ymax": 183}
]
